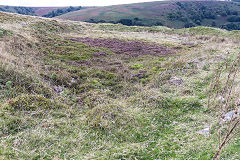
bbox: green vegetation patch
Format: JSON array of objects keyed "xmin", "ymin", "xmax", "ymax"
[
  {"xmin": 32, "ymin": 21, "xmax": 67, "ymax": 34},
  {"xmin": 0, "ymin": 64, "xmax": 52, "ymax": 98},
  {"xmin": 161, "ymin": 97, "xmax": 202, "ymax": 113},
  {"xmin": 87, "ymin": 105, "xmax": 133, "ymax": 130},
  {"xmin": 38, "ymin": 37, "xmax": 99, "ymax": 62},
  {"xmin": 0, "ymin": 111, "xmax": 36, "ymax": 136},
  {"xmin": 4, "ymin": 94, "xmax": 63, "ymax": 112},
  {"xmin": 0, "ymin": 28, "xmax": 11, "ymax": 37},
  {"xmin": 184, "ymin": 26, "xmax": 226, "ymax": 36},
  {"xmin": 95, "ymin": 23, "xmax": 172, "ymax": 33},
  {"xmin": 130, "ymin": 63, "xmax": 144, "ymax": 70},
  {"xmin": 0, "ymin": 29, "xmax": 5, "ymax": 35}
]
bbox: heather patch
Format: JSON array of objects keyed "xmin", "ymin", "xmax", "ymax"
[
  {"xmin": 69, "ymin": 60, "xmax": 92, "ymax": 66},
  {"xmin": 71, "ymin": 37, "xmax": 176, "ymax": 57},
  {"xmin": 93, "ymin": 51, "xmax": 107, "ymax": 56}
]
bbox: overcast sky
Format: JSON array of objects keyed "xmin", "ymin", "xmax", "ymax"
[{"xmin": 0, "ymin": 0, "xmax": 158, "ymax": 7}]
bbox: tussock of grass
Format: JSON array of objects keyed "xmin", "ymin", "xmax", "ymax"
[
  {"xmin": 86, "ymin": 105, "xmax": 133, "ymax": 130},
  {"xmin": 4, "ymin": 94, "xmax": 63, "ymax": 112}
]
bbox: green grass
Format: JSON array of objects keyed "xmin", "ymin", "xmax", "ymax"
[{"xmin": 0, "ymin": 28, "xmax": 11, "ymax": 37}]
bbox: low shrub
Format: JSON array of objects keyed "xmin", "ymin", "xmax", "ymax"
[{"xmin": 130, "ymin": 64, "xmax": 144, "ymax": 70}]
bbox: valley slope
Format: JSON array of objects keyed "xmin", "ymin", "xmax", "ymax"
[{"xmin": 0, "ymin": 11, "xmax": 239, "ymax": 159}]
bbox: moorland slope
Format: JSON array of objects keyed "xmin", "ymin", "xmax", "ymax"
[
  {"xmin": 0, "ymin": 11, "xmax": 239, "ymax": 159},
  {"xmin": 58, "ymin": 1, "xmax": 240, "ymax": 30}
]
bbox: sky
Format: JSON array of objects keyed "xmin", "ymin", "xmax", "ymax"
[{"xmin": 0, "ymin": 0, "xmax": 158, "ymax": 7}]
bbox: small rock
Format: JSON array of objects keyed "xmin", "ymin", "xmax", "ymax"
[
  {"xmin": 236, "ymin": 99, "xmax": 240, "ymax": 106},
  {"xmin": 75, "ymin": 97, "xmax": 84, "ymax": 105},
  {"xmin": 221, "ymin": 108, "xmax": 240, "ymax": 124},
  {"xmin": 198, "ymin": 125, "xmax": 210, "ymax": 136},
  {"xmin": 53, "ymin": 86, "xmax": 63, "ymax": 93},
  {"xmin": 218, "ymin": 96, "xmax": 225, "ymax": 103},
  {"xmin": 169, "ymin": 77, "xmax": 183, "ymax": 85},
  {"xmin": 69, "ymin": 78, "xmax": 77, "ymax": 86},
  {"xmin": 71, "ymin": 78, "xmax": 77, "ymax": 83}
]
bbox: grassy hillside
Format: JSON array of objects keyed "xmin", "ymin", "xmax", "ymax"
[
  {"xmin": 0, "ymin": 11, "xmax": 239, "ymax": 159},
  {"xmin": 58, "ymin": 1, "xmax": 240, "ymax": 30}
]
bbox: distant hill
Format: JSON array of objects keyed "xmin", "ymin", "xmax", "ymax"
[
  {"xmin": 41, "ymin": 6, "xmax": 83, "ymax": 18},
  {"xmin": 0, "ymin": 6, "xmax": 84, "ymax": 17},
  {"xmin": 0, "ymin": 6, "xmax": 37, "ymax": 16},
  {"xmin": 32, "ymin": 7, "xmax": 67, "ymax": 16},
  {"xmin": 57, "ymin": 1, "xmax": 240, "ymax": 30}
]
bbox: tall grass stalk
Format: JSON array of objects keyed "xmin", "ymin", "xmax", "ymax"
[{"xmin": 208, "ymin": 54, "xmax": 240, "ymax": 160}]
